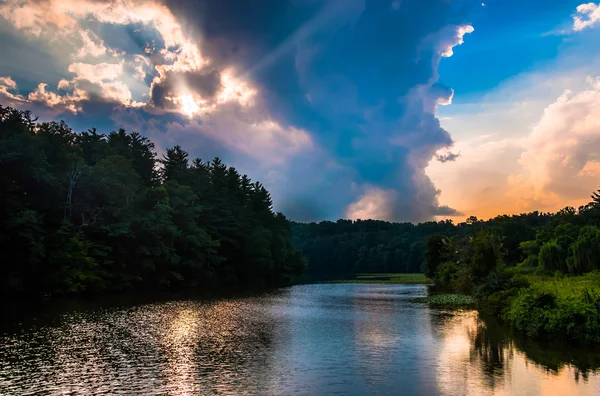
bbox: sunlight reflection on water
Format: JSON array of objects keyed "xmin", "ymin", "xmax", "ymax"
[{"xmin": 0, "ymin": 284, "xmax": 598, "ymax": 395}]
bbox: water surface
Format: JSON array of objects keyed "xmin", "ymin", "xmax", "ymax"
[{"xmin": 1, "ymin": 284, "xmax": 599, "ymax": 395}]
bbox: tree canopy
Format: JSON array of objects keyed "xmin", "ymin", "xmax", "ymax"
[{"xmin": 0, "ymin": 106, "xmax": 304, "ymax": 297}]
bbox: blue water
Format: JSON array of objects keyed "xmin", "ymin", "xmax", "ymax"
[{"xmin": 1, "ymin": 284, "xmax": 598, "ymax": 395}]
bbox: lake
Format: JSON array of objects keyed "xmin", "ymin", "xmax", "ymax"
[{"xmin": 1, "ymin": 283, "xmax": 599, "ymax": 395}]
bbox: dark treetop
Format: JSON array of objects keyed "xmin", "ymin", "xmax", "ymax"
[{"xmin": 0, "ymin": 106, "xmax": 304, "ymax": 297}]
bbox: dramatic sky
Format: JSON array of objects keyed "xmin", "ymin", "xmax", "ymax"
[{"xmin": 1, "ymin": 0, "xmax": 600, "ymax": 223}]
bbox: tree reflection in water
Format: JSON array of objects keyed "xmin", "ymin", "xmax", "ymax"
[{"xmin": 470, "ymin": 314, "xmax": 600, "ymax": 385}]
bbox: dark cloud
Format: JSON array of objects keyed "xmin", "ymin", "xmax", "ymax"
[
  {"xmin": 150, "ymin": 69, "xmax": 222, "ymax": 109},
  {"xmin": 279, "ymin": 197, "xmax": 327, "ymax": 223},
  {"xmin": 157, "ymin": 0, "xmax": 476, "ymax": 222},
  {"xmin": 436, "ymin": 151, "xmax": 460, "ymax": 162},
  {"xmin": 433, "ymin": 205, "xmax": 464, "ymax": 217},
  {"xmin": 0, "ymin": 0, "xmax": 477, "ymax": 223}
]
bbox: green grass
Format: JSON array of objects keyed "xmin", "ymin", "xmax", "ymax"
[
  {"xmin": 320, "ymin": 273, "xmax": 431, "ymax": 285},
  {"xmin": 526, "ymin": 271, "xmax": 600, "ymax": 297},
  {"xmin": 411, "ymin": 294, "xmax": 476, "ymax": 307}
]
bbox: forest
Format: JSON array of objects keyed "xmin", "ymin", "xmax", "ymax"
[
  {"xmin": 292, "ymin": 219, "xmax": 453, "ymax": 279},
  {"xmin": 0, "ymin": 106, "xmax": 304, "ymax": 297}
]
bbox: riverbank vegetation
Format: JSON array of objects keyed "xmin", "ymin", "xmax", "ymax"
[
  {"xmin": 0, "ymin": 106, "xmax": 304, "ymax": 298},
  {"xmin": 421, "ymin": 200, "xmax": 600, "ymax": 344}
]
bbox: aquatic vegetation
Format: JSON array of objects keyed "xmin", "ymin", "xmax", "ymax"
[
  {"xmin": 411, "ymin": 293, "xmax": 476, "ymax": 307},
  {"xmin": 320, "ymin": 273, "xmax": 431, "ymax": 284}
]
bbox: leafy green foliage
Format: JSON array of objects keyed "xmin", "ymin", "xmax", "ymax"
[
  {"xmin": 568, "ymin": 226, "xmax": 600, "ymax": 274},
  {"xmin": 505, "ymin": 273, "xmax": 600, "ymax": 343},
  {"xmin": 417, "ymin": 191, "xmax": 600, "ymax": 344},
  {"xmin": 0, "ymin": 106, "xmax": 304, "ymax": 297}
]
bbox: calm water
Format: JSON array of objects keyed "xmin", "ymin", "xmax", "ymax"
[{"xmin": 1, "ymin": 284, "xmax": 599, "ymax": 395}]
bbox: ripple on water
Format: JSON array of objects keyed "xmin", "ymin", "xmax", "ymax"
[{"xmin": 0, "ymin": 284, "xmax": 599, "ymax": 396}]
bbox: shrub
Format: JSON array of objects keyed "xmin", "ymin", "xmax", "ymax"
[{"xmin": 505, "ymin": 272, "xmax": 600, "ymax": 343}]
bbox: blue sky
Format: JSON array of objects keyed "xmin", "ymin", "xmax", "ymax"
[
  {"xmin": 441, "ymin": 0, "xmax": 586, "ymax": 99},
  {"xmin": 1, "ymin": 0, "xmax": 600, "ymax": 222}
]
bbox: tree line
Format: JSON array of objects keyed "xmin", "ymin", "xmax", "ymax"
[
  {"xmin": 292, "ymin": 210, "xmax": 559, "ymax": 280},
  {"xmin": 0, "ymin": 106, "xmax": 304, "ymax": 297},
  {"xmin": 421, "ymin": 196, "xmax": 600, "ymax": 344},
  {"xmin": 291, "ymin": 219, "xmax": 455, "ymax": 279},
  {"xmin": 422, "ymin": 202, "xmax": 600, "ymax": 291},
  {"xmin": 294, "ymin": 199, "xmax": 600, "ymax": 279}
]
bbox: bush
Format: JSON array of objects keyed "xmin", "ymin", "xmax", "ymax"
[
  {"xmin": 434, "ymin": 261, "xmax": 473, "ymax": 293},
  {"xmin": 476, "ymin": 268, "xmax": 529, "ymax": 316},
  {"xmin": 505, "ymin": 272, "xmax": 600, "ymax": 343}
]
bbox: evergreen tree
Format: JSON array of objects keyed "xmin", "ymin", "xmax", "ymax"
[{"xmin": 0, "ymin": 106, "xmax": 305, "ymax": 298}]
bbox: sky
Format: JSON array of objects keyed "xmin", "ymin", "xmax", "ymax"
[{"xmin": 1, "ymin": 0, "xmax": 600, "ymax": 223}]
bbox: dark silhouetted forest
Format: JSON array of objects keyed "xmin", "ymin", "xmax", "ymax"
[
  {"xmin": 292, "ymin": 212, "xmax": 555, "ymax": 279},
  {"xmin": 292, "ymin": 219, "xmax": 452, "ymax": 278},
  {"xmin": 0, "ymin": 106, "xmax": 304, "ymax": 297}
]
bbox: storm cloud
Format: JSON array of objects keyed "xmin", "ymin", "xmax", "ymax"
[{"xmin": 0, "ymin": 0, "xmax": 479, "ymax": 222}]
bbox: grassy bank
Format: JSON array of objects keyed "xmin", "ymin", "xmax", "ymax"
[{"xmin": 320, "ymin": 273, "xmax": 431, "ymax": 284}]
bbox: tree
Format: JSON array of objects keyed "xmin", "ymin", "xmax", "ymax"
[
  {"xmin": 569, "ymin": 226, "xmax": 600, "ymax": 274},
  {"xmin": 0, "ymin": 106, "xmax": 304, "ymax": 297},
  {"xmin": 424, "ymin": 235, "xmax": 451, "ymax": 279}
]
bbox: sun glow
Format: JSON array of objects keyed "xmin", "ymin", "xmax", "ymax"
[
  {"xmin": 217, "ymin": 70, "xmax": 257, "ymax": 106},
  {"xmin": 180, "ymin": 94, "xmax": 199, "ymax": 117}
]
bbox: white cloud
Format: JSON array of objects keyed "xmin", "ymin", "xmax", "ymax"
[
  {"xmin": 573, "ymin": 2, "xmax": 600, "ymax": 31},
  {"xmin": 131, "ymin": 55, "xmax": 151, "ymax": 80},
  {"xmin": 514, "ymin": 76, "xmax": 600, "ymax": 204},
  {"xmin": 76, "ymin": 30, "xmax": 108, "ymax": 58},
  {"xmin": 67, "ymin": 62, "xmax": 123, "ymax": 84},
  {"xmin": 59, "ymin": 61, "xmax": 142, "ymax": 105},
  {"xmin": 0, "ymin": 0, "xmax": 271, "ymax": 119},
  {"xmin": 346, "ymin": 187, "xmax": 396, "ymax": 220},
  {"xmin": 0, "ymin": 0, "xmax": 210, "ymax": 113},
  {"xmin": 0, "ymin": 76, "xmax": 25, "ymax": 102},
  {"xmin": 164, "ymin": 103, "xmax": 313, "ymax": 166},
  {"xmin": 0, "ymin": 77, "xmax": 86, "ymax": 113},
  {"xmin": 428, "ymin": 72, "xmax": 600, "ymax": 219},
  {"xmin": 0, "ymin": 0, "xmax": 76, "ymax": 37},
  {"xmin": 27, "ymin": 83, "xmax": 84, "ymax": 113},
  {"xmin": 441, "ymin": 25, "xmax": 474, "ymax": 58},
  {"xmin": 0, "ymin": 76, "xmax": 17, "ymax": 90}
]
